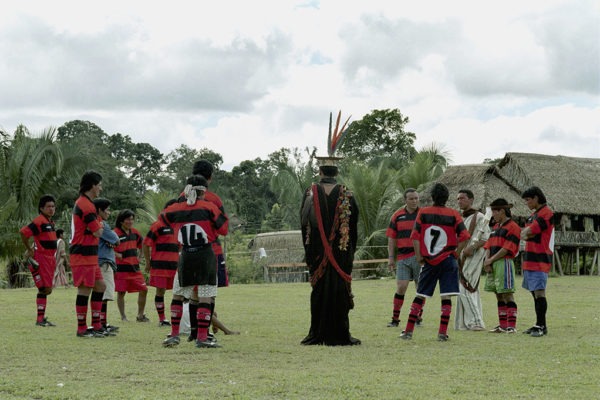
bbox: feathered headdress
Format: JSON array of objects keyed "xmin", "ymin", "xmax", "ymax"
[
  {"xmin": 317, "ymin": 110, "xmax": 351, "ymax": 166},
  {"xmin": 327, "ymin": 110, "xmax": 351, "ymax": 156}
]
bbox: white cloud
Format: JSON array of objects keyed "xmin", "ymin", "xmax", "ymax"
[{"xmin": 0, "ymin": 0, "xmax": 598, "ymax": 172}]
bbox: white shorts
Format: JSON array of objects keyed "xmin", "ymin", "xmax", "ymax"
[
  {"xmin": 100, "ymin": 262, "xmax": 115, "ymax": 301},
  {"xmin": 172, "ymin": 270, "xmax": 218, "ymax": 299}
]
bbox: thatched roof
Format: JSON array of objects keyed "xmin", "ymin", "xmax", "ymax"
[
  {"xmin": 423, "ymin": 153, "xmax": 600, "ymax": 218},
  {"xmin": 497, "ymin": 153, "xmax": 600, "ymax": 216},
  {"xmin": 420, "ymin": 164, "xmax": 530, "ymax": 217}
]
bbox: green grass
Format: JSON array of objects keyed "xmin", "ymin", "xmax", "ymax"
[{"xmin": 1, "ymin": 276, "xmax": 599, "ymax": 399}]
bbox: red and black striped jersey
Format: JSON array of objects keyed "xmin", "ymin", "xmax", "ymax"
[
  {"xmin": 161, "ymin": 199, "xmax": 228, "ymax": 248},
  {"xmin": 484, "ymin": 219, "xmax": 521, "ymax": 258},
  {"xmin": 411, "ymin": 206, "xmax": 470, "ymax": 266},
  {"xmin": 70, "ymin": 195, "xmax": 102, "ymax": 267},
  {"xmin": 523, "ymin": 205, "xmax": 554, "ymax": 273},
  {"xmin": 143, "ymin": 219, "xmax": 179, "ymax": 275},
  {"xmin": 386, "ymin": 207, "xmax": 419, "ymax": 260},
  {"xmin": 20, "ymin": 214, "xmax": 57, "ymax": 254},
  {"xmin": 114, "ymin": 227, "xmax": 142, "ymax": 273}
]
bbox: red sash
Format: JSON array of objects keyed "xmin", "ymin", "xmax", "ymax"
[{"xmin": 309, "ymin": 184, "xmax": 352, "ymax": 285}]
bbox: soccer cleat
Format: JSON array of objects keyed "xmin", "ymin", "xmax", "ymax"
[
  {"xmin": 97, "ymin": 327, "xmax": 117, "ymax": 336},
  {"xmin": 158, "ymin": 320, "xmax": 171, "ymax": 327},
  {"xmin": 387, "ymin": 319, "xmax": 400, "ymax": 328},
  {"xmin": 162, "ymin": 335, "xmax": 180, "ymax": 347},
  {"xmin": 196, "ymin": 340, "xmax": 222, "ymax": 349},
  {"xmin": 399, "ymin": 330, "xmax": 413, "ymax": 340},
  {"xmin": 529, "ymin": 325, "xmax": 547, "ymax": 337},
  {"xmin": 489, "ymin": 325, "xmax": 506, "ymax": 333},
  {"xmin": 505, "ymin": 327, "xmax": 517, "ymax": 334},
  {"xmin": 36, "ymin": 318, "xmax": 56, "ymax": 327},
  {"xmin": 136, "ymin": 314, "xmax": 150, "ymax": 323},
  {"xmin": 104, "ymin": 324, "xmax": 120, "ymax": 333},
  {"xmin": 437, "ymin": 334, "xmax": 449, "ymax": 342},
  {"xmin": 77, "ymin": 329, "xmax": 106, "ymax": 338}
]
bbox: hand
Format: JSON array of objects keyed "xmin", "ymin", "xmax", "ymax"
[
  {"xmin": 388, "ymin": 262, "xmax": 395, "ymax": 272},
  {"xmin": 462, "ymin": 245, "xmax": 474, "ymax": 258}
]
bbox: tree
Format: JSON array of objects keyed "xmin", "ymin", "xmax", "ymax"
[
  {"xmin": 158, "ymin": 145, "xmax": 223, "ymax": 194},
  {"xmin": 400, "ymin": 143, "xmax": 450, "ymax": 190},
  {"xmin": 337, "ymin": 109, "xmax": 416, "ymax": 166}
]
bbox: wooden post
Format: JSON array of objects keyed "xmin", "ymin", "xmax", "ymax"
[
  {"xmin": 590, "ymin": 250, "xmax": 598, "ymax": 276},
  {"xmin": 554, "ymin": 248, "xmax": 564, "ymax": 276},
  {"xmin": 576, "ymin": 248, "xmax": 580, "ymax": 276}
]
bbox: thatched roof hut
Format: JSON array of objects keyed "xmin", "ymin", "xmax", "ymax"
[
  {"xmin": 497, "ymin": 152, "xmax": 600, "ymax": 216},
  {"xmin": 419, "ymin": 163, "xmax": 530, "ymax": 217}
]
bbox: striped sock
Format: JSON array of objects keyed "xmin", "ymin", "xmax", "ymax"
[
  {"xmin": 196, "ymin": 303, "xmax": 212, "ymax": 342},
  {"xmin": 404, "ymin": 297, "xmax": 424, "ymax": 333},
  {"xmin": 155, "ymin": 296, "xmax": 165, "ymax": 321},
  {"xmin": 392, "ymin": 293, "xmax": 404, "ymax": 322},
  {"xmin": 189, "ymin": 300, "xmax": 199, "ymax": 339},
  {"xmin": 91, "ymin": 291, "xmax": 103, "ymax": 330},
  {"xmin": 169, "ymin": 300, "xmax": 183, "ymax": 337},
  {"xmin": 36, "ymin": 293, "xmax": 47, "ymax": 323},
  {"xmin": 506, "ymin": 301, "xmax": 518, "ymax": 329},
  {"xmin": 76, "ymin": 294, "xmax": 89, "ymax": 334},
  {"xmin": 498, "ymin": 301, "xmax": 508, "ymax": 329},
  {"xmin": 439, "ymin": 299, "xmax": 452, "ymax": 335},
  {"xmin": 100, "ymin": 301, "xmax": 108, "ymax": 327}
]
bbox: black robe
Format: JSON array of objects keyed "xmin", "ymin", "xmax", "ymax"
[{"xmin": 300, "ymin": 179, "xmax": 360, "ymax": 346}]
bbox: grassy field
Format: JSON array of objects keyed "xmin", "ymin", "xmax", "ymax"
[{"xmin": 1, "ymin": 276, "xmax": 599, "ymax": 399}]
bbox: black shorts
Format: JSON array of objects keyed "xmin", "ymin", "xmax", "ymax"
[{"xmin": 178, "ymin": 246, "xmax": 217, "ymax": 287}]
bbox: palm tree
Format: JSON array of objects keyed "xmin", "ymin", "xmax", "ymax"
[{"xmin": 400, "ymin": 142, "xmax": 450, "ymax": 190}]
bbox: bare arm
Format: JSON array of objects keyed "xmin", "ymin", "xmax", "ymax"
[
  {"xmin": 387, "ymin": 237, "xmax": 396, "ymax": 271},
  {"xmin": 142, "ymin": 244, "xmax": 151, "ymax": 273},
  {"xmin": 20, "ymin": 232, "xmax": 34, "ymax": 258},
  {"xmin": 413, "ymin": 239, "xmax": 423, "ymax": 265}
]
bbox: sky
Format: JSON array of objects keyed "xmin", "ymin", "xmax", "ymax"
[{"xmin": 1, "ymin": 0, "xmax": 599, "ymax": 171}]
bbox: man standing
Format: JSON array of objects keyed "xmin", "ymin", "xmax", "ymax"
[
  {"xmin": 455, "ymin": 189, "xmax": 489, "ymax": 331},
  {"xmin": 483, "ymin": 198, "xmax": 521, "ymax": 333},
  {"xmin": 400, "ymin": 183, "xmax": 470, "ymax": 341},
  {"xmin": 520, "ymin": 186, "xmax": 554, "ymax": 337},
  {"xmin": 20, "ymin": 195, "xmax": 58, "ymax": 327},
  {"xmin": 300, "ymin": 157, "xmax": 361, "ymax": 346},
  {"xmin": 70, "ymin": 171, "xmax": 106, "ymax": 338},
  {"xmin": 161, "ymin": 175, "xmax": 229, "ymax": 349},
  {"xmin": 385, "ymin": 188, "xmax": 424, "ymax": 328}
]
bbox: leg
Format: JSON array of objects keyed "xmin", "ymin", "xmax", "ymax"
[
  {"xmin": 117, "ymin": 292, "xmax": 127, "ymax": 321},
  {"xmin": 155, "ymin": 287, "xmax": 168, "ymax": 323},
  {"xmin": 137, "ymin": 289, "xmax": 148, "ymax": 321},
  {"xmin": 389, "ymin": 279, "xmax": 409, "ymax": 326}
]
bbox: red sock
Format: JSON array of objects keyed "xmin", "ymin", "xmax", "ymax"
[
  {"xmin": 506, "ymin": 301, "xmax": 518, "ymax": 329},
  {"xmin": 36, "ymin": 294, "xmax": 47, "ymax": 322},
  {"xmin": 169, "ymin": 300, "xmax": 183, "ymax": 337},
  {"xmin": 439, "ymin": 300, "xmax": 452, "ymax": 335},
  {"xmin": 392, "ymin": 293, "xmax": 404, "ymax": 321},
  {"xmin": 196, "ymin": 303, "xmax": 212, "ymax": 342},
  {"xmin": 498, "ymin": 301, "xmax": 508, "ymax": 329},
  {"xmin": 404, "ymin": 297, "xmax": 424, "ymax": 333},
  {"xmin": 155, "ymin": 296, "xmax": 165, "ymax": 321},
  {"xmin": 90, "ymin": 291, "xmax": 103, "ymax": 330},
  {"xmin": 76, "ymin": 294, "xmax": 89, "ymax": 334}
]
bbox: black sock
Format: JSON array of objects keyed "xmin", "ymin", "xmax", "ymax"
[{"xmin": 534, "ymin": 296, "xmax": 547, "ymax": 327}]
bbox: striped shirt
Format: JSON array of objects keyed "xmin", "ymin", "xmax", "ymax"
[
  {"xmin": 386, "ymin": 207, "xmax": 419, "ymax": 260},
  {"xmin": 522, "ymin": 205, "xmax": 554, "ymax": 273},
  {"xmin": 143, "ymin": 220, "xmax": 179, "ymax": 276},
  {"xmin": 484, "ymin": 219, "xmax": 521, "ymax": 258},
  {"xmin": 411, "ymin": 206, "xmax": 470, "ymax": 266},
  {"xmin": 70, "ymin": 195, "xmax": 102, "ymax": 266},
  {"xmin": 20, "ymin": 214, "xmax": 57, "ymax": 254},
  {"xmin": 114, "ymin": 227, "xmax": 143, "ymax": 273}
]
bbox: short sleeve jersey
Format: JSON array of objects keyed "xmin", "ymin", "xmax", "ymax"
[
  {"xmin": 143, "ymin": 219, "xmax": 180, "ymax": 275},
  {"xmin": 410, "ymin": 205, "xmax": 470, "ymax": 266},
  {"xmin": 162, "ymin": 199, "xmax": 228, "ymax": 248},
  {"xmin": 114, "ymin": 227, "xmax": 143, "ymax": 273},
  {"xmin": 522, "ymin": 205, "xmax": 554, "ymax": 273},
  {"xmin": 20, "ymin": 214, "xmax": 57, "ymax": 254},
  {"xmin": 70, "ymin": 194, "xmax": 102, "ymax": 267},
  {"xmin": 484, "ymin": 219, "xmax": 521, "ymax": 259},
  {"xmin": 386, "ymin": 207, "xmax": 418, "ymax": 260}
]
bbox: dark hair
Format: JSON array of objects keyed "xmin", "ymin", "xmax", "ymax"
[
  {"xmin": 490, "ymin": 198, "xmax": 513, "ymax": 218},
  {"xmin": 404, "ymin": 188, "xmax": 417, "ymax": 199},
  {"xmin": 56, "ymin": 228, "xmax": 64, "ymax": 238},
  {"xmin": 319, "ymin": 166, "xmax": 338, "ymax": 177},
  {"xmin": 521, "ymin": 186, "xmax": 547, "ymax": 204},
  {"xmin": 79, "ymin": 170, "xmax": 103, "ymax": 194},
  {"xmin": 192, "ymin": 160, "xmax": 214, "ymax": 180},
  {"xmin": 38, "ymin": 194, "xmax": 56, "ymax": 211},
  {"xmin": 431, "ymin": 183, "xmax": 449, "ymax": 206},
  {"xmin": 186, "ymin": 174, "xmax": 209, "ymax": 188},
  {"xmin": 115, "ymin": 209, "xmax": 135, "ymax": 230},
  {"xmin": 93, "ymin": 198, "xmax": 112, "ymax": 212},
  {"xmin": 458, "ymin": 189, "xmax": 474, "ymax": 199},
  {"xmin": 164, "ymin": 199, "xmax": 178, "ymax": 209}
]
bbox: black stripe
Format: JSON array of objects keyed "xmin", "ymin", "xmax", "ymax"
[
  {"xmin": 69, "ymin": 244, "xmax": 98, "ymax": 256},
  {"xmin": 117, "ymin": 264, "xmax": 140, "ymax": 273},
  {"xmin": 167, "ymin": 208, "xmax": 213, "ymax": 223},
  {"xmin": 156, "ymin": 243, "xmax": 180, "ymax": 253},
  {"xmin": 83, "ymin": 213, "xmax": 97, "ymax": 224},
  {"xmin": 122, "ymin": 249, "xmax": 138, "ymax": 258},
  {"xmin": 39, "ymin": 240, "xmax": 57, "ymax": 250},
  {"xmin": 146, "ymin": 231, "xmax": 157, "ymax": 241},
  {"xmin": 395, "ymin": 230, "xmax": 412, "ymax": 239},
  {"xmin": 27, "ymin": 223, "xmax": 40, "ymax": 236},
  {"xmin": 420, "ymin": 213, "xmax": 457, "ymax": 227},
  {"xmin": 214, "ymin": 214, "xmax": 227, "ymax": 229},
  {"xmin": 150, "ymin": 260, "xmax": 178, "ymax": 270},
  {"xmin": 397, "ymin": 247, "xmax": 414, "ymax": 255},
  {"xmin": 523, "ymin": 251, "xmax": 552, "ymax": 264}
]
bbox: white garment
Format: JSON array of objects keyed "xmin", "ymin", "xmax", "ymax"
[{"xmin": 455, "ymin": 211, "xmax": 490, "ymax": 330}]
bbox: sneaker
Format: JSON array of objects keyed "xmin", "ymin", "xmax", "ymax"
[
  {"xmin": 437, "ymin": 334, "xmax": 449, "ymax": 342},
  {"xmin": 523, "ymin": 326, "xmax": 539, "ymax": 335},
  {"xmin": 505, "ymin": 327, "xmax": 517, "ymax": 334},
  {"xmin": 136, "ymin": 315, "xmax": 150, "ymax": 323},
  {"xmin": 387, "ymin": 319, "xmax": 399, "ymax": 328},
  {"xmin": 76, "ymin": 329, "xmax": 106, "ymax": 338},
  {"xmin": 489, "ymin": 325, "xmax": 506, "ymax": 333},
  {"xmin": 399, "ymin": 330, "xmax": 413, "ymax": 340},
  {"xmin": 207, "ymin": 333, "xmax": 217, "ymax": 343},
  {"xmin": 104, "ymin": 324, "xmax": 120, "ymax": 333},
  {"xmin": 162, "ymin": 335, "xmax": 180, "ymax": 347},
  {"xmin": 159, "ymin": 320, "xmax": 171, "ymax": 327},
  {"xmin": 529, "ymin": 325, "xmax": 547, "ymax": 337},
  {"xmin": 36, "ymin": 317, "xmax": 56, "ymax": 327},
  {"xmin": 97, "ymin": 327, "xmax": 117, "ymax": 336},
  {"xmin": 196, "ymin": 340, "xmax": 222, "ymax": 348}
]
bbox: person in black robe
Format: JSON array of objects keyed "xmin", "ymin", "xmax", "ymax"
[{"xmin": 300, "ymin": 161, "xmax": 361, "ymax": 346}]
